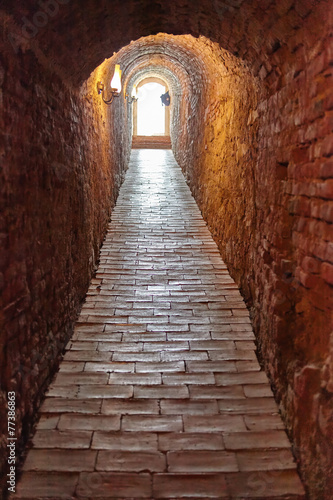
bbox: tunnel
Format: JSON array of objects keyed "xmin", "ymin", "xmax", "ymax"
[{"xmin": 0, "ymin": 1, "xmax": 332, "ymax": 498}]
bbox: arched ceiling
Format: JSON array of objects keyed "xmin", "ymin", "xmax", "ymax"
[
  {"xmin": 0, "ymin": 0, "xmax": 319, "ymax": 87},
  {"xmin": 92, "ymin": 33, "xmax": 244, "ymax": 119},
  {"xmin": 115, "ymin": 35, "xmax": 209, "ymax": 103}
]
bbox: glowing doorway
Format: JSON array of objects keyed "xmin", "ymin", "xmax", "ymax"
[{"xmin": 137, "ymin": 82, "xmax": 166, "ymax": 136}]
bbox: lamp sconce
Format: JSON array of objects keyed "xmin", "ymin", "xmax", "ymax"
[
  {"xmin": 125, "ymin": 85, "xmax": 138, "ymax": 105},
  {"xmin": 97, "ymin": 64, "xmax": 122, "ymax": 105}
]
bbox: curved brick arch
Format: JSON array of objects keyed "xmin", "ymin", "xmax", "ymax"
[{"xmin": 2, "ymin": 0, "xmax": 325, "ymax": 87}]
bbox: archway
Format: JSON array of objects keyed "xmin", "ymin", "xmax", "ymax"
[{"xmin": 133, "ymin": 77, "xmax": 171, "ymax": 137}]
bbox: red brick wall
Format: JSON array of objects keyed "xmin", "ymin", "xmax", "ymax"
[
  {"xmin": 253, "ymin": 9, "xmax": 333, "ymax": 494},
  {"xmin": 0, "ymin": 40, "xmax": 129, "ymax": 493},
  {"xmin": 162, "ymin": 12, "xmax": 333, "ymax": 500}
]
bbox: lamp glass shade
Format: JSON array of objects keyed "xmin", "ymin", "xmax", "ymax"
[
  {"xmin": 111, "ymin": 65, "xmax": 122, "ymax": 93},
  {"xmin": 131, "ymin": 85, "xmax": 137, "ymax": 99}
]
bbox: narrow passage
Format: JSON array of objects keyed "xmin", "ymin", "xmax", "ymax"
[{"xmin": 15, "ymin": 150, "xmax": 305, "ymax": 499}]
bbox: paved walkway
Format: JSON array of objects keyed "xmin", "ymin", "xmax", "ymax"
[{"xmin": 14, "ymin": 150, "xmax": 305, "ymax": 499}]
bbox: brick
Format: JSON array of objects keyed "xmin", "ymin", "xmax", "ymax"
[
  {"xmin": 147, "ymin": 323, "xmax": 190, "ymax": 332},
  {"xmin": 112, "ymin": 352, "xmax": 161, "ymax": 362},
  {"xmin": 134, "ymin": 385, "xmax": 189, "ymax": 399},
  {"xmin": 187, "ymin": 360, "xmax": 237, "ymax": 372},
  {"xmin": 235, "ymin": 340, "xmax": 257, "ymax": 350},
  {"xmin": 211, "ymin": 330, "xmax": 256, "ymax": 340},
  {"xmin": 53, "ymin": 372, "xmax": 109, "ymax": 386},
  {"xmin": 123, "ymin": 332, "xmax": 167, "ymax": 342},
  {"xmin": 92, "ymin": 432, "xmax": 158, "ymax": 451},
  {"xmin": 96, "ymin": 451, "xmax": 166, "ymax": 472},
  {"xmin": 122, "ymin": 415, "xmax": 183, "ymax": 432},
  {"xmin": 135, "ymin": 360, "xmax": 185, "ymax": 372},
  {"xmin": 190, "ymin": 340, "xmax": 235, "ymax": 350},
  {"xmin": 236, "ymin": 449, "xmax": 297, "ymax": 471},
  {"xmin": 32, "ymin": 430, "xmax": 92, "ymax": 449},
  {"xmin": 163, "ymin": 373, "xmax": 215, "ymax": 385},
  {"xmin": 143, "ymin": 341, "xmax": 189, "ymax": 351},
  {"xmin": 78, "ymin": 384, "xmax": 133, "ymax": 399},
  {"xmin": 243, "ymin": 384, "xmax": 275, "ymax": 397},
  {"xmin": 244, "ymin": 414, "xmax": 286, "ymax": 431},
  {"xmin": 108, "ymin": 372, "xmax": 162, "ymax": 385},
  {"xmin": 158, "ymin": 432, "xmax": 224, "ymax": 451},
  {"xmin": 161, "ymin": 350, "xmax": 209, "ymax": 361},
  {"xmin": 209, "ymin": 350, "xmax": 257, "ymax": 361},
  {"xmin": 189, "ymin": 385, "xmax": 245, "ymax": 399},
  {"xmin": 225, "ymin": 470, "xmax": 305, "ymax": 498},
  {"xmin": 167, "ymin": 450, "xmax": 239, "ymax": 472},
  {"xmin": 68, "ymin": 341, "xmax": 99, "ymax": 351},
  {"xmin": 153, "ymin": 473, "xmax": 229, "ymax": 498},
  {"xmin": 184, "ymin": 415, "xmax": 247, "ymax": 432},
  {"xmin": 58, "ymin": 414, "xmax": 120, "ymax": 431},
  {"xmin": 59, "ymin": 362, "xmax": 85, "ymax": 372},
  {"xmin": 77, "ymin": 332, "xmax": 123, "ymax": 342},
  {"xmin": 236, "ymin": 360, "xmax": 261, "ymax": 372},
  {"xmin": 102, "ymin": 399, "xmax": 159, "ymax": 415},
  {"xmin": 97, "ymin": 341, "xmax": 144, "ymax": 351},
  {"xmin": 15, "ymin": 472, "xmax": 78, "ymax": 499},
  {"xmin": 23, "ymin": 450, "xmax": 97, "ymax": 472},
  {"xmin": 161, "ymin": 399, "xmax": 219, "ymax": 415},
  {"xmin": 36, "ymin": 415, "xmax": 60, "ymax": 430},
  {"xmin": 84, "ymin": 361, "xmax": 135, "ymax": 372},
  {"xmin": 215, "ymin": 372, "xmax": 269, "ymax": 386},
  {"xmin": 223, "ymin": 431, "xmax": 291, "ymax": 450},
  {"xmin": 218, "ymin": 398, "xmax": 278, "ymax": 414},
  {"xmin": 40, "ymin": 399, "xmax": 102, "ymax": 413},
  {"xmin": 76, "ymin": 472, "xmax": 152, "ymax": 498},
  {"xmin": 167, "ymin": 331, "xmax": 211, "ymax": 340},
  {"xmin": 63, "ymin": 351, "xmax": 111, "ymax": 362},
  {"xmin": 47, "ymin": 385, "xmax": 79, "ymax": 398}
]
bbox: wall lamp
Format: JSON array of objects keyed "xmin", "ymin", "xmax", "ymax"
[
  {"xmin": 97, "ymin": 64, "xmax": 122, "ymax": 105},
  {"xmin": 125, "ymin": 85, "xmax": 138, "ymax": 105}
]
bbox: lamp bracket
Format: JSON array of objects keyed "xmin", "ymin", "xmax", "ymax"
[
  {"xmin": 125, "ymin": 93, "xmax": 138, "ymax": 104},
  {"xmin": 97, "ymin": 82, "xmax": 120, "ymax": 105}
]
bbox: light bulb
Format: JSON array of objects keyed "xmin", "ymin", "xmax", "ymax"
[
  {"xmin": 111, "ymin": 64, "xmax": 122, "ymax": 93},
  {"xmin": 131, "ymin": 86, "xmax": 137, "ymax": 99}
]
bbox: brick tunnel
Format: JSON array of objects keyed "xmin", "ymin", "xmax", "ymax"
[{"xmin": 0, "ymin": 1, "xmax": 332, "ymax": 499}]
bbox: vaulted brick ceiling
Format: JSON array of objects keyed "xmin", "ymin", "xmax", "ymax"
[{"xmin": 2, "ymin": 0, "xmax": 313, "ymax": 86}]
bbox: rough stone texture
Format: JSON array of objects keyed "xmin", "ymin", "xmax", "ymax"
[
  {"xmin": 168, "ymin": 9, "xmax": 333, "ymax": 500},
  {"xmin": 0, "ymin": 19, "xmax": 129, "ymax": 496},
  {"xmin": 0, "ymin": 1, "xmax": 332, "ymax": 498}
]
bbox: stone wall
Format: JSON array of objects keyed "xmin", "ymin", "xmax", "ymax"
[
  {"xmin": 0, "ymin": 39, "xmax": 129, "ymax": 494},
  {"xmin": 253, "ymin": 9, "xmax": 333, "ymax": 494},
  {"xmin": 169, "ymin": 11, "xmax": 333, "ymax": 500}
]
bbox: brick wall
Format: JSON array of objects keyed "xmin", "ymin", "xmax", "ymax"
[
  {"xmin": 160, "ymin": 15, "xmax": 332, "ymax": 500},
  {"xmin": 0, "ymin": 37, "xmax": 129, "ymax": 494},
  {"xmin": 252, "ymin": 8, "xmax": 333, "ymax": 494}
]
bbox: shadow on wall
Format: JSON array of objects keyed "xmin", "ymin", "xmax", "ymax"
[{"xmin": 0, "ymin": 18, "xmax": 130, "ymax": 498}]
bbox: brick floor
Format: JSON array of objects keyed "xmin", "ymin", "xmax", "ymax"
[{"xmin": 13, "ymin": 150, "xmax": 305, "ymax": 499}]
